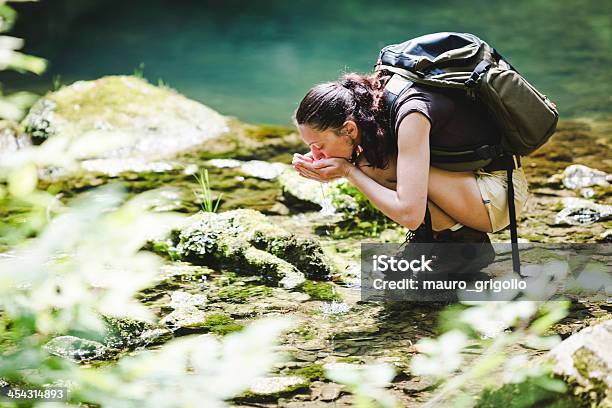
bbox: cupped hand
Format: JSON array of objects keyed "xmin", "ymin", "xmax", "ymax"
[{"xmin": 293, "ymin": 157, "xmax": 353, "ymax": 182}]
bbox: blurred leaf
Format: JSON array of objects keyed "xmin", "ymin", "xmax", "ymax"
[
  {"xmin": 7, "ymin": 162, "xmax": 37, "ymax": 196},
  {"xmin": 6, "ymin": 50, "xmax": 47, "ymax": 74}
]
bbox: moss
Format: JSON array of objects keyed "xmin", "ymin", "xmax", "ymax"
[
  {"xmin": 244, "ymin": 123, "xmax": 296, "ymax": 142},
  {"xmin": 201, "ymin": 313, "xmax": 243, "ymax": 335},
  {"xmin": 235, "ymin": 381, "xmax": 310, "ymax": 402},
  {"xmin": 476, "ymin": 375, "xmax": 581, "ymax": 408},
  {"xmin": 335, "ymin": 356, "xmax": 362, "ymax": 364},
  {"xmin": 47, "ymin": 76, "xmax": 175, "ymax": 127},
  {"xmin": 215, "ymin": 284, "xmax": 273, "ymax": 304},
  {"xmin": 298, "ymin": 280, "xmax": 341, "ymax": 301},
  {"xmin": 291, "ymin": 364, "xmax": 326, "ymax": 382}
]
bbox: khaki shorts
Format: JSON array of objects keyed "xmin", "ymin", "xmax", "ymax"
[{"xmin": 474, "ymin": 167, "xmax": 530, "ymax": 233}]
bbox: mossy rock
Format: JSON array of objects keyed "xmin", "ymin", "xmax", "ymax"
[
  {"xmin": 236, "ymin": 376, "xmax": 310, "ymax": 402},
  {"xmin": 162, "ymin": 209, "xmax": 335, "ymax": 289},
  {"xmin": 196, "ymin": 119, "xmax": 303, "ymax": 162},
  {"xmin": 22, "ymin": 76, "xmax": 228, "ymax": 158},
  {"xmin": 291, "ymin": 363, "xmax": 326, "ymax": 382},
  {"xmin": 476, "ymin": 375, "xmax": 581, "ymax": 408}
]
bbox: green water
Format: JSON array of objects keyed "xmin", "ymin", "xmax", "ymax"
[{"xmin": 4, "ymin": 0, "xmax": 611, "ymax": 125}]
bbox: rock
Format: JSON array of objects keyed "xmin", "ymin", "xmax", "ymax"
[
  {"xmin": 292, "ymin": 350, "xmax": 318, "ymax": 362},
  {"xmin": 247, "ymin": 376, "xmax": 309, "ymax": 396},
  {"xmin": 561, "ymin": 164, "xmax": 610, "ymax": 190},
  {"xmin": 0, "ymin": 120, "xmax": 30, "ymax": 154},
  {"xmin": 80, "ymin": 158, "xmax": 177, "ymax": 177},
  {"xmin": 102, "ymin": 316, "xmax": 172, "ymax": 350},
  {"xmin": 22, "ymin": 76, "xmax": 228, "ymax": 160},
  {"xmin": 206, "ymin": 159, "xmax": 290, "ymax": 180},
  {"xmin": 168, "ymin": 290, "xmax": 206, "ymax": 309},
  {"xmin": 159, "ymin": 290, "xmax": 207, "ymax": 330},
  {"xmin": 545, "ymin": 319, "xmax": 612, "ymax": 406},
  {"xmin": 318, "ymin": 383, "xmax": 343, "ymax": 402},
  {"xmin": 320, "ymin": 301, "xmax": 352, "ymax": 315},
  {"xmin": 554, "ymin": 197, "xmax": 612, "ymax": 225},
  {"xmin": 238, "ymin": 160, "xmax": 288, "ymax": 180},
  {"xmin": 44, "ymin": 336, "xmax": 107, "ymax": 362},
  {"xmin": 278, "ymin": 171, "xmax": 350, "ymax": 214},
  {"xmin": 167, "ymin": 209, "xmax": 335, "ymax": 288}
]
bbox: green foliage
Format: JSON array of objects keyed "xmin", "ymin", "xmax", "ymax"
[
  {"xmin": 0, "ymin": 0, "xmax": 47, "ymax": 121},
  {"xmin": 193, "ymin": 169, "xmax": 223, "ymax": 213},
  {"xmin": 133, "ymin": 62, "xmax": 145, "ymax": 78},
  {"xmin": 409, "ymin": 300, "xmax": 572, "ymax": 406},
  {"xmin": 327, "ymin": 180, "xmax": 395, "ymax": 238},
  {"xmin": 476, "ymin": 375, "xmax": 577, "ymax": 408}
]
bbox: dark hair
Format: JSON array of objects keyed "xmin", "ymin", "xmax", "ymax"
[{"xmin": 293, "ymin": 71, "xmax": 394, "ymax": 169}]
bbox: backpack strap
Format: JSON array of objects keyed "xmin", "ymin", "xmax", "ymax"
[{"xmin": 383, "ymin": 74, "xmax": 414, "ymax": 138}]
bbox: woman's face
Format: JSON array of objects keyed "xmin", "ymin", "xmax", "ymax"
[{"xmin": 298, "ymin": 122, "xmax": 358, "ymax": 161}]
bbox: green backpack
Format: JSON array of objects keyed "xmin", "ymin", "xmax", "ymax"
[{"xmin": 377, "ymin": 32, "xmax": 559, "ymax": 274}]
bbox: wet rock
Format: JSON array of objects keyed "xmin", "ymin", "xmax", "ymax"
[
  {"xmin": 129, "ymin": 186, "xmax": 186, "ymax": 212},
  {"xmin": 320, "ymin": 301, "xmax": 351, "ymax": 315},
  {"xmin": 239, "ymin": 160, "xmax": 288, "ymax": 180},
  {"xmin": 206, "ymin": 159, "xmax": 290, "ymax": 180},
  {"xmin": 554, "ymin": 197, "xmax": 612, "ymax": 225},
  {"xmin": 102, "ymin": 316, "xmax": 172, "ymax": 350},
  {"xmin": 44, "ymin": 336, "xmax": 107, "ymax": 362},
  {"xmin": 199, "ymin": 121, "xmax": 303, "ymax": 162},
  {"xmin": 80, "ymin": 158, "xmax": 176, "ymax": 177},
  {"xmin": 561, "ymin": 164, "xmax": 610, "ymax": 190},
  {"xmin": 160, "ymin": 307, "xmax": 207, "ymax": 330},
  {"xmin": 247, "ymin": 376, "xmax": 309, "ymax": 396},
  {"xmin": 545, "ymin": 319, "xmax": 612, "ymax": 406},
  {"xmin": 167, "ymin": 209, "xmax": 335, "ymax": 288},
  {"xmin": 278, "ymin": 171, "xmax": 350, "ymax": 213},
  {"xmin": 22, "ymin": 76, "xmax": 228, "ymax": 160},
  {"xmin": 159, "ymin": 290, "xmax": 207, "ymax": 330}
]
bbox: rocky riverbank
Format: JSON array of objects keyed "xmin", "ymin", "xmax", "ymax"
[{"xmin": 1, "ymin": 76, "xmax": 610, "ymax": 407}]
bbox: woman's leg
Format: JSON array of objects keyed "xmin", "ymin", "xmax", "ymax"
[
  {"xmin": 427, "ymin": 200, "xmax": 457, "ymax": 232},
  {"xmin": 427, "ymin": 167, "xmax": 493, "ymax": 233}
]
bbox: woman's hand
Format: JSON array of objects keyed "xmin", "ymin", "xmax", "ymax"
[{"xmin": 293, "ymin": 157, "xmax": 353, "ymax": 182}]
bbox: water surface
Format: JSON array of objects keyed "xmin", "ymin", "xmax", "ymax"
[{"xmin": 4, "ymin": 0, "xmax": 611, "ymax": 124}]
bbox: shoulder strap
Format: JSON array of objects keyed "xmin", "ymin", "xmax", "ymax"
[{"xmin": 383, "ymin": 74, "xmax": 414, "ymax": 139}]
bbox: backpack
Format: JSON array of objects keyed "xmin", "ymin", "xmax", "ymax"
[{"xmin": 376, "ymin": 32, "xmax": 559, "ymax": 275}]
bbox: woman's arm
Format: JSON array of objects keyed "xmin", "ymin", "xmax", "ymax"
[
  {"xmin": 294, "ymin": 112, "xmax": 430, "ymax": 230},
  {"xmin": 345, "ymin": 112, "xmax": 430, "ymax": 230}
]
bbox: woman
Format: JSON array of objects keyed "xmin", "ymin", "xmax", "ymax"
[{"xmin": 291, "ymin": 71, "xmax": 530, "ymax": 244}]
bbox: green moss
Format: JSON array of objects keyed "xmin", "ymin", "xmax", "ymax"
[
  {"xmin": 292, "ymin": 364, "xmax": 326, "ymax": 382},
  {"xmin": 244, "ymin": 123, "xmax": 295, "ymax": 142},
  {"xmin": 48, "ymin": 76, "xmax": 172, "ymax": 127},
  {"xmin": 476, "ymin": 375, "xmax": 580, "ymax": 408},
  {"xmin": 201, "ymin": 313, "xmax": 243, "ymax": 335},
  {"xmin": 299, "ymin": 280, "xmax": 341, "ymax": 301},
  {"xmin": 335, "ymin": 356, "xmax": 362, "ymax": 364},
  {"xmin": 235, "ymin": 381, "xmax": 310, "ymax": 402},
  {"xmin": 215, "ymin": 285, "xmax": 273, "ymax": 304}
]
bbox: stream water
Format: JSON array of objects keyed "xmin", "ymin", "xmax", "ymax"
[{"xmin": 3, "ymin": 0, "xmax": 611, "ymax": 125}]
